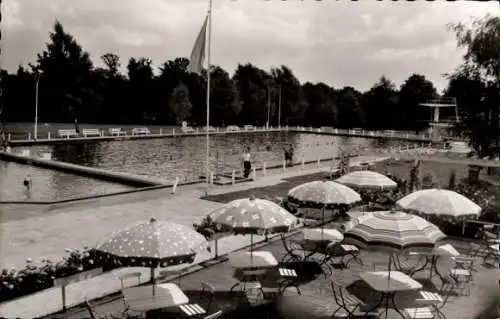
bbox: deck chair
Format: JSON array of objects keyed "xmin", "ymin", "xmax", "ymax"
[{"xmin": 330, "ymin": 279, "xmax": 366, "ymax": 318}]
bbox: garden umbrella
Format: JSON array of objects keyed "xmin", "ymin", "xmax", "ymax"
[
  {"xmin": 288, "ymin": 180, "xmax": 361, "ymax": 239},
  {"xmin": 95, "ymin": 218, "xmax": 208, "ymax": 293},
  {"xmin": 206, "ymin": 196, "xmax": 297, "ymax": 259},
  {"xmin": 343, "ymin": 211, "xmax": 445, "ymax": 280},
  {"xmin": 396, "ymin": 188, "xmax": 481, "ymax": 222},
  {"xmin": 335, "ymin": 170, "xmax": 397, "ymax": 190}
]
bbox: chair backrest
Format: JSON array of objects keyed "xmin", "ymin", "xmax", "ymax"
[
  {"xmin": 204, "ymin": 310, "xmax": 223, "ymax": 319},
  {"xmin": 330, "ymin": 279, "xmax": 346, "ymax": 306},
  {"xmin": 201, "ymin": 281, "xmax": 215, "ymax": 294}
]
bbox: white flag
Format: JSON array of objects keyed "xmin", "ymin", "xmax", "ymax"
[{"xmin": 187, "ymin": 15, "xmax": 208, "ymax": 75}]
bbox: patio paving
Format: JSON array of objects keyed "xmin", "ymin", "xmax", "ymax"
[
  {"xmin": 0, "ymin": 155, "xmax": 386, "ymax": 318},
  {"xmin": 51, "ymin": 231, "xmax": 499, "ymax": 319}
]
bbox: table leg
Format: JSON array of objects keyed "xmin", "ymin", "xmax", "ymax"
[
  {"xmin": 390, "ymin": 292, "xmax": 407, "ymax": 318},
  {"xmin": 364, "ymin": 292, "xmax": 386, "ymax": 316}
]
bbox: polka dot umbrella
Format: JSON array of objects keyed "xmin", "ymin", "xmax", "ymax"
[
  {"xmin": 207, "ymin": 196, "xmax": 297, "ymax": 257},
  {"xmin": 288, "ymin": 180, "xmax": 361, "ymax": 208},
  {"xmin": 288, "ymin": 180, "xmax": 361, "ymax": 240},
  {"xmin": 95, "ymin": 218, "xmax": 208, "ymax": 285},
  {"xmin": 396, "ymin": 188, "xmax": 481, "ymax": 223}
]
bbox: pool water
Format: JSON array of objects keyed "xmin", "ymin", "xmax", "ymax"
[
  {"xmin": 13, "ymin": 132, "xmax": 405, "ymax": 183},
  {"xmin": 0, "ymin": 161, "xmax": 135, "ymax": 201}
]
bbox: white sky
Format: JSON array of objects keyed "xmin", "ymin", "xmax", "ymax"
[{"xmin": 1, "ymin": 0, "xmax": 498, "ymax": 91}]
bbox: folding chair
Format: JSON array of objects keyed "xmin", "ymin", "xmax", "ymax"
[
  {"xmin": 330, "ymin": 279, "xmax": 366, "ymax": 318},
  {"xmin": 277, "ymin": 267, "xmax": 301, "ymax": 294},
  {"xmin": 200, "ymin": 282, "xmax": 216, "ymax": 311}
]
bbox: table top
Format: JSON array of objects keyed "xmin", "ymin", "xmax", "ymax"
[
  {"xmin": 122, "ymin": 283, "xmax": 189, "ymax": 312},
  {"xmin": 360, "ymin": 271, "xmax": 423, "ymax": 293},
  {"xmin": 434, "ymin": 244, "xmax": 459, "ymax": 257},
  {"xmin": 229, "ymin": 250, "xmax": 278, "ymax": 268},
  {"xmin": 302, "ymin": 228, "xmax": 343, "ymax": 242}
]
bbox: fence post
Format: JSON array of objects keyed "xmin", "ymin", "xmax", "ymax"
[
  {"xmin": 210, "ymin": 172, "xmax": 214, "ymax": 185},
  {"xmin": 317, "ymin": 157, "xmax": 321, "ymax": 167},
  {"xmin": 252, "ymin": 167, "xmax": 256, "ymax": 180},
  {"xmin": 283, "ymin": 160, "xmax": 286, "ymax": 173},
  {"xmin": 172, "ymin": 128, "xmax": 175, "ymax": 136},
  {"xmin": 263, "ymin": 162, "xmax": 267, "ymax": 176},
  {"xmin": 232, "ymin": 170, "xmax": 236, "ymax": 185},
  {"xmin": 160, "ymin": 128, "xmax": 163, "ymax": 135},
  {"xmin": 28, "ymin": 132, "xmax": 32, "ymax": 140},
  {"xmin": 47, "ymin": 132, "xmax": 51, "ymax": 140},
  {"xmin": 172, "ymin": 177, "xmax": 180, "ymax": 194}
]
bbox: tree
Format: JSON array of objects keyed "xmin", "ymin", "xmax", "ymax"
[
  {"xmin": 302, "ymin": 82, "xmax": 338, "ymax": 127},
  {"xmin": 337, "ymin": 86, "xmax": 364, "ymax": 128},
  {"xmin": 399, "ymin": 74, "xmax": 437, "ymax": 131},
  {"xmin": 233, "ymin": 63, "xmax": 271, "ymax": 125},
  {"xmin": 210, "ymin": 66, "xmax": 241, "ymax": 126},
  {"xmin": 169, "ymin": 82, "xmax": 192, "ymax": 124},
  {"xmin": 448, "ymin": 16, "xmax": 500, "ymax": 156},
  {"xmin": 362, "ymin": 76, "xmax": 399, "ymax": 129},
  {"xmin": 31, "ymin": 21, "xmax": 96, "ymax": 122}
]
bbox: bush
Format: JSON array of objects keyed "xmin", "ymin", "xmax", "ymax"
[{"xmin": 0, "ymin": 248, "xmax": 102, "ymax": 302}]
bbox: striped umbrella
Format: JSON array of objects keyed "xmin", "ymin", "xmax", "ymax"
[
  {"xmin": 344, "ymin": 211, "xmax": 444, "ymax": 299},
  {"xmin": 335, "ymin": 170, "xmax": 397, "ymax": 190},
  {"xmin": 96, "ymin": 218, "xmax": 208, "ymax": 291},
  {"xmin": 344, "ymin": 211, "xmax": 445, "ymax": 251},
  {"xmin": 396, "ymin": 189, "xmax": 481, "ymax": 222},
  {"xmin": 207, "ymin": 197, "xmax": 297, "ymax": 257}
]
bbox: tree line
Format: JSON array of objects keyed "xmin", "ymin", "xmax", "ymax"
[
  {"xmin": 0, "ymin": 21, "xmax": 443, "ymax": 130},
  {"xmin": 0, "ymin": 16, "xmax": 499, "ymax": 157}
]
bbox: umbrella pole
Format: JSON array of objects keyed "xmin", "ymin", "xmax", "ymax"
[
  {"xmin": 321, "ymin": 206, "xmax": 325, "ymax": 241},
  {"xmin": 250, "ymin": 234, "xmax": 254, "ymax": 267},
  {"xmin": 150, "ymin": 267, "xmax": 156, "ymax": 297}
]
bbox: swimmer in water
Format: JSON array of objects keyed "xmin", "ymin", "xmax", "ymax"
[{"xmin": 23, "ymin": 174, "xmax": 32, "ymax": 190}]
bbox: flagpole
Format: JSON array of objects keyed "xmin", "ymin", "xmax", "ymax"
[{"xmin": 205, "ymin": 0, "xmax": 212, "ymax": 193}]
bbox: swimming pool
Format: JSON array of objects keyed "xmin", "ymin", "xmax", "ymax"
[
  {"xmin": 13, "ymin": 132, "xmax": 405, "ymax": 183},
  {"xmin": 0, "ymin": 161, "xmax": 135, "ymax": 201}
]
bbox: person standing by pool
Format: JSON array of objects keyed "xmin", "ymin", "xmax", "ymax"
[
  {"xmin": 284, "ymin": 144, "xmax": 294, "ymax": 167},
  {"xmin": 242, "ymin": 147, "xmax": 251, "ymax": 178}
]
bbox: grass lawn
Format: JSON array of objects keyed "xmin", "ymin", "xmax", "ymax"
[
  {"xmin": 204, "ymin": 158, "xmax": 479, "ymax": 203},
  {"xmin": 202, "ymin": 172, "xmax": 330, "ymax": 203}
]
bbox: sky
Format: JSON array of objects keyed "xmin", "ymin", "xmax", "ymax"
[{"xmin": 1, "ymin": 0, "xmax": 498, "ymax": 92}]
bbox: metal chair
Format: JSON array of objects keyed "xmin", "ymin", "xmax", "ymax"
[
  {"xmin": 200, "ymin": 282, "xmax": 216, "ymax": 311},
  {"xmin": 118, "ymin": 272, "xmax": 142, "ymax": 289},
  {"xmin": 330, "ymin": 279, "xmax": 366, "ymax": 318}
]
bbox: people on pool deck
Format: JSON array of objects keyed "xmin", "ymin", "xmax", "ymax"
[
  {"xmin": 242, "ymin": 147, "xmax": 251, "ymax": 178},
  {"xmin": 284, "ymin": 144, "xmax": 294, "ymax": 166}
]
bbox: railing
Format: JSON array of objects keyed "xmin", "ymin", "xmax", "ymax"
[
  {"xmin": 421, "ymin": 97, "xmax": 457, "ymax": 105},
  {"xmin": 2, "ymin": 125, "xmax": 459, "ymax": 143}
]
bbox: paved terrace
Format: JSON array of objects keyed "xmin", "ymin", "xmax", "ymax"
[
  {"xmin": 54, "ymin": 232, "xmax": 500, "ymax": 319},
  {"xmin": 0, "ymin": 155, "xmax": 386, "ymax": 318}
]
